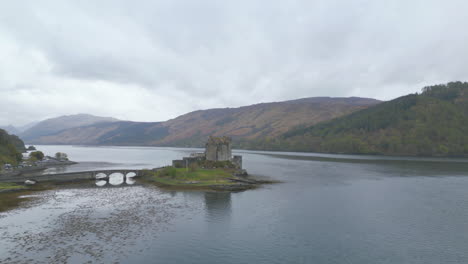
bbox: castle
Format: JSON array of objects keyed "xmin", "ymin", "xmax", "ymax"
[
  {"xmin": 205, "ymin": 136, "xmax": 232, "ymax": 161},
  {"xmin": 172, "ymin": 136, "xmax": 242, "ymax": 169}
]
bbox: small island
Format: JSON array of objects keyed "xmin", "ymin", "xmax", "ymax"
[{"xmin": 142, "ymin": 136, "xmax": 274, "ymax": 191}]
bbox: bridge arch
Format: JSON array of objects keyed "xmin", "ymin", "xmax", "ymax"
[
  {"xmin": 126, "ymin": 172, "xmax": 136, "ymax": 177},
  {"xmin": 92, "ymin": 170, "xmax": 140, "ymax": 186},
  {"xmin": 108, "ymin": 172, "xmax": 124, "ymax": 185},
  {"xmin": 95, "ymin": 172, "xmax": 108, "ymax": 179}
]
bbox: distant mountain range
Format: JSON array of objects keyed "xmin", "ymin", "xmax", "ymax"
[
  {"xmin": 1, "ymin": 121, "xmax": 39, "ymax": 135},
  {"xmin": 20, "ymin": 114, "xmax": 119, "ymax": 142},
  {"xmin": 9, "ymin": 82, "xmax": 468, "ymax": 157},
  {"xmin": 22, "ymin": 97, "xmax": 380, "ymax": 146}
]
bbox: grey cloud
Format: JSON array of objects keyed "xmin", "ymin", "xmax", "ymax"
[{"xmin": 1, "ymin": 0, "xmax": 468, "ymax": 126}]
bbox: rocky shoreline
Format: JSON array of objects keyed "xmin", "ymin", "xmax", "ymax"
[{"xmin": 209, "ymin": 175, "xmax": 277, "ymax": 191}]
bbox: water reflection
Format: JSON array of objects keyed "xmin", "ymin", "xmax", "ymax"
[
  {"xmin": 126, "ymin": 177, "xmax": 136, "ymax": 185},
  {"xmin": 96, "ymin": 180, "xmax": 107, "ymax": 187},
  {"xmin": 96, "ymin": 172, "xmax": 107, "ymax": 179},
  {"xmin": 204, "ymin": 192, "xmax": 232, "ymax": 222},
  {"xmin": 94, "ymin": 172, "xmax": 137, "ymax": 187},
  {"xmin": 126, "ymin": 172, "xmax": 136, "ymax": 185},
  {"xmin": 109, "ymin": 173, "xmax": 124, "ymax": 185}
]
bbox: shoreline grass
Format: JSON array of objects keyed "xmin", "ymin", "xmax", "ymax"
[
  {"xmin": 141, "ymin": 167, "xmax": 259, "ymax": 191},
  {"xmin": 0, "ymin": 182, "xmax": 26, "ymax": 191},
  {"xmin": 143, "ymin": 167, "xmax": 234, "ymax": 186}
]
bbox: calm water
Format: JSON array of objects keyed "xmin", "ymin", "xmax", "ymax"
[{"xmin": 2, "ymin": 145, "xmax": 468, "ymax": 263}]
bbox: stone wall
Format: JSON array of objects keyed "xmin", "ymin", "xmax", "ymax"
[
  {"xmin": 190, "ymin": 153, "xmax": 205, "ymax": 158},
  {"xmin": 173, "ymin": 157, "xmax": 204, "ymax": 168},
  {"xmin": 172, "ymin": 160, "xmax": 184, "ymax": 168},
  {"xmin": 183, "ymin": 157, "xmax": 202, "ymax": 167}
]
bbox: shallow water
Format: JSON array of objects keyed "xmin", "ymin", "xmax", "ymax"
[{"xmin": 2, "ymin": 145, "xmax": 468, "ymax": 263}]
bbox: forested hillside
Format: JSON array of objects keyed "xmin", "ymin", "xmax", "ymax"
[
  {"xmin": 0, "ymin": 129, "xmax": 25, "ymax": 165},
  {"xmin": 257, "ymin": 82, "xmax": 468, "ymax": 156}
]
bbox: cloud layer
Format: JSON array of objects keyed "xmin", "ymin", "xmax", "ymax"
[{"xmin": 1, "ymin": 0, "xmax": 468, "ymax": 126}]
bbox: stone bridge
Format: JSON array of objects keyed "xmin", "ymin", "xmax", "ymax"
[
  {"xmin": 93, "ymin": 170, "xmax": 141, "ymax": 184},
  {"xmin": 0, "ymin": 169, "xmax": 144, "ymax": 184}
]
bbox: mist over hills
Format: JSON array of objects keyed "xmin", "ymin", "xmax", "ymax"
[
  {"xmin": 23, "ymin": 97, "xmax": 380, "ymax": 146},
  {"xmin": 1, "ymin": 122, "xmax": 40, "ymax": 136},
  {"xmin": 0, "ymin": 125, "xmax": 20, "ymax": 135}
]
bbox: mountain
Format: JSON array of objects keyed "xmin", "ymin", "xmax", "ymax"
[
  {"xmin": 0, "ymin": 129, "xmax": 26, "ymax": 165},
  {"xmin": 16, "ymin": 121, "xmax": 39, "ymax": 133},
  {"xmin": 158, "ymin": 97, "xmax": 380, "ymax": 147},
  {"xmin": 25, "ymin": 97, "xmax": 380, "ymax": 146},
  {"xmin": 0, "ymin": 125, "xmax": 20, "ymax": 135},
  {"xmin": 21, "ymin": 114, "xmax": 120, "ymax": 142},
  {"xmin": 269, "ymin": 82, "xmax": 468, "ymax": 156},
  {"xmin": 32, "ymin": 121, "xmax": 169, "ymax": 146},
  {"xmin": 0, "ymin": 121, "xmax": 40, "ymax": 136}
]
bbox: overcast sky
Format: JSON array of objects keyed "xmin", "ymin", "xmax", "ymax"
[{"xmin": 1, "ymin": 0, "xmax": 467, "ymax": 126}]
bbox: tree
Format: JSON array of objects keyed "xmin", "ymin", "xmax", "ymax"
[
  {"xmin": 29, "ymin": 151, "xmax": 44, "ymax": 161},
  {"xmin": 55, "ymin": 152, "xmax": 68, "ymax": 160}
]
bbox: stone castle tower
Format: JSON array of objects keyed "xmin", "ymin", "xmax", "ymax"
[
  {"xmin": 172, "ymin": 136, "xmax": 242, "ymax": 169},
  {"xmin": 205, "ymin": 136, "xmax": 232, "ymax": 161}
]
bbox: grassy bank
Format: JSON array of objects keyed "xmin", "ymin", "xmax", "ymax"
[
  {"xmin": 0, "ymin": 183, "xmax": 33, "ymax": 212},
  {"xmin": 0, "ymin": 189, "xmax": 34, "ymax": 212},
  {"xmin": 141, "ymin": 167, "xmax": 259, "ymax": 191},
  {"xmin": 0, "ymin": 182, "xmax": 26, "ymax": 191},
  {"xmin": 0, "ymin": 182, "xmax": 79, "ymax": 212}
]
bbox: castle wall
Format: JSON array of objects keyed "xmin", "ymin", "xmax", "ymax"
[
  {"xmin": 172, "ymin": 160, "xmax": 184, "ymax": 168},
  {"xmin": 172, "ymin": 137, "xmax": 243, "ymax": 170},
  {"xmin": 183, "ymin": 157, "xmax": 201, "ymax": 167},
  {"xmin": 173, "ymin": 157, "xmax": 204, "ymax": 168},
  {"xmin": 216, "ymin": 144, "xmax": 231, "ymax": 161},
  {"xmin": 205, "ymin": 144, "xmax": 218, "ymax": 161},
  {"xmin": 232, "ymin": 155, "xmax": 242, "ymax": 169}
]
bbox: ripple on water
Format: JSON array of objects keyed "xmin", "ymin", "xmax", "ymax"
[{"xmin": 0, "ymin": 185, "xmax": 200, "ymax": 263}]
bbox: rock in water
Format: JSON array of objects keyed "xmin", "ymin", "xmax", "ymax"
[{"xmin": 24, "ymin": 180, "xmax": 37, "ymax": 185}]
